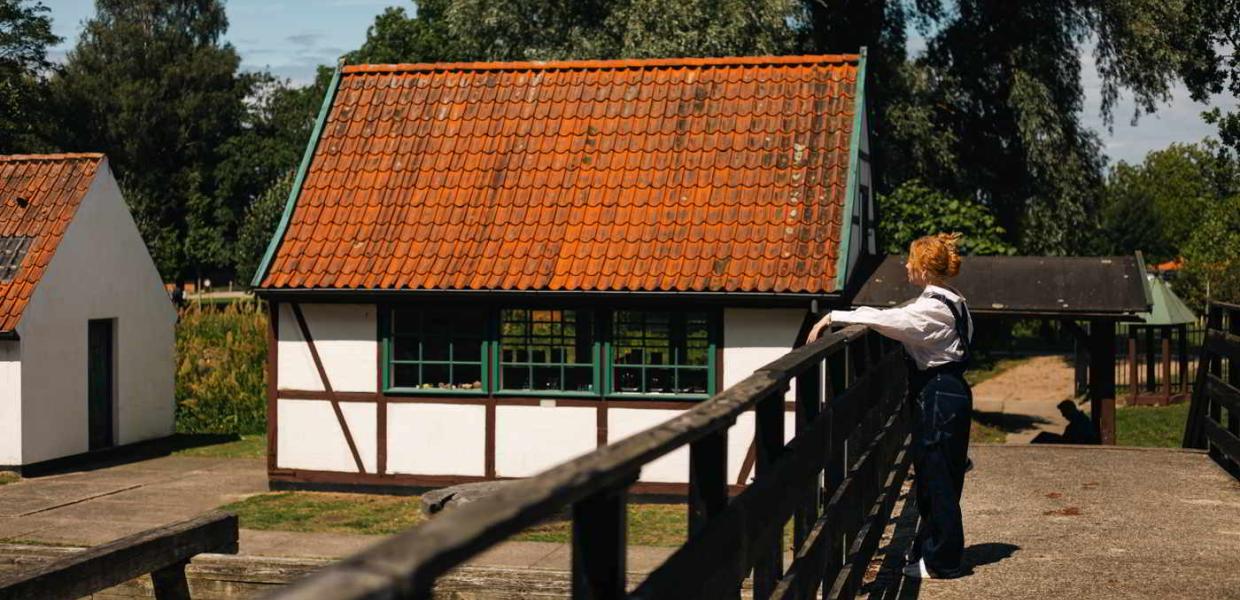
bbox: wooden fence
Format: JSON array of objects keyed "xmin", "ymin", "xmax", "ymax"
[
  {"xmin": 266, "ymin": 324, "xmax": 911, "ymax": 599},
  {"xmin": 0, "ymin": 510, "xmax": 238, "ymax": 600},
  {"xmin": 1184, "ymin": 301, "xmax": 1240, "ymax": 478}
]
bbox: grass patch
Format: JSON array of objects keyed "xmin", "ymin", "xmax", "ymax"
[
  {"xmin": 173, "ymin": 434, "xmax": 267, "ymax": 458},
  {"xmin": 971, "ymin": 419, "xmax": 1007, "ymax": 444},
  {"xmin": 1116, "ymin": 401, "xmax": 1191, "ymax": 448},
  {"xmin": 965, "ymin": 356, "xmax": 1034, "ymax": 387},
  {"xmin": 224, "ymin": 492, "xmax": 732, "ymax": 547},
  {"xmin": 0, "ymin": 472, "xmax": 18, "ymax": 486}
]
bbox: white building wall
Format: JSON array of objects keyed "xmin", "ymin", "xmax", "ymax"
[
  {"xmin": 386, "ymin": 403, "xmax": 486, "ymax": 476},
  {"xmin": 0, "ymin": 342, "xmax": 21, "ymax": 465},
  {"xmin": 277, "ymin": 303, "xmax": 376, "ymax": 393},
  {"xmin": 276, "ymin": 399, "xmax": 377, "ymax": 473},
  {"xmin": 494, "ymin": 405, "xmax": 596, "ymax": 477},
  {"xmin": 723, "ymin": 307, "xmax": 806, "ymax": 394},
  {"xmin": 17, "ymin": 163, "xmax": 176, "ymax": 464}
]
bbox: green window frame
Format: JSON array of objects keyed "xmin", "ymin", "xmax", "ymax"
[
  {"xmin": 608, "ymin": 310, "xmax": 717, "ymax": 398},
  {"xmin": 497, "ymin": 309, "xmax": 599, "ymax": 395},
  {"xmin": 384, "ymin": 306, "xmax": 488, "ymax": 394}
]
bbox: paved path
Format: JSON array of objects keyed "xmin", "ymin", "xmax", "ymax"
[
  {"xmin": 0, "ymin": 456, "xmax": 267, "ymax": 545},
  {"xmin": 864, "ymin": 445, "xmax": 1240, "ymax": 600},
  {"xmin": 972, "ymin": 355, "xmax": 1079, "ymax": 444}
]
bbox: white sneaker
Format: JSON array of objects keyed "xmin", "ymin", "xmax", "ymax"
[{"xmin": 902, "ymin": 558, "xmax": 933, "ymax": 579}]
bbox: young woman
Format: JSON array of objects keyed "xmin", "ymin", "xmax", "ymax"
[{"xmin": 806, "ymin": 233, "xmax": 973, "ymax": 579}]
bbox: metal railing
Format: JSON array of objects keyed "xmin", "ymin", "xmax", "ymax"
[{"xmin": 267, "ymin": 324, "xmax": 911, "ymax": 599}]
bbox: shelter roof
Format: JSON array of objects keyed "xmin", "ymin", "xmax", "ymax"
[
  {"xmin": 255, "ymin": 54, "xmax": 864, "ymax": 295},
  {"xmin": 852, "ymin": 255, "xmax": 1150, "ymax": 318},
  {"xmin": 1137, "ymin": 275, "xmax": 1196, "ymax": 326},
  {"xmin": 0, "ymin": 153, "xmax": 103, "ymax": 332}
]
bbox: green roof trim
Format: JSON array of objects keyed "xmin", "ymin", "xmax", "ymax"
[
  {"xmin": 833, "ymin": 47, "xmax": 867, "ymax": 292},
  {"xmin": 251, "ymin": 62, "xmax": 345, "ymax": 288},
  {"xmin": 1136, "ymin": 275, "xmax": 1197, "ymax": 326}
]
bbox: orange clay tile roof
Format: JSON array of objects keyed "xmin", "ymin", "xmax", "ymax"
[
  {"xmin": 0, "ymin": 153, "xmax": 103, "ymax": 332},
  {"xmin": 259, "ymin": 54, "xmax": 861, "ymax": 294}
]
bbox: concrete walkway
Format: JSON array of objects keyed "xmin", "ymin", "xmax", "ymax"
[
  {"xmin": 972, "ymin": 355, "xmax": 1079, "ymax": 443},
  {"xmin": 864, "ymin": 445, "xmax": 1240, "ymax": 600}
]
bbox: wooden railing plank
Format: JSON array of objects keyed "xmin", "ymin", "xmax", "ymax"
[
  {"xmin": 1202, "ymin": 418, "xmax": 1240, "ymax": 467},
  {"xmin": 264, "ymin": 325, "xmax": 912, "ymax": 600},
  {"xmin": 0, "ymin": 511, "xmax": 237, "ymax": 600}
]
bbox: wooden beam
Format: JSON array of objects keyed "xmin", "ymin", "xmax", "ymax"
[
  {"xmin": 0, "ymin": 511, "xmax": 237, "ymax": 600},
  {"xmin": 290, "ymin": 303, "xmax": 367, "ymax": 474},
  {"xmin": 1089, "ymin": 319, "xmax": 1117, "ymax": 445}
]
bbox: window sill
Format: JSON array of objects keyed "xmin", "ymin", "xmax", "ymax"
[{"xmin": 384, "ymin": 388, "xmax": 488, "ymax": 396}]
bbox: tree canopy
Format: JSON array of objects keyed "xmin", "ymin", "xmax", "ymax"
[{"xmin": 0, "ymin": 0, "xmax": 57, "ymax": 153}]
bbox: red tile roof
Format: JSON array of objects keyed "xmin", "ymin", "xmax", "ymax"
[
  {"xmin": 258, "ymin": 54, "xmax": 862, "ymax": 294},
  {"xmin": 0, "ymin": 153, "xmax": 103, "ymax": 332}
]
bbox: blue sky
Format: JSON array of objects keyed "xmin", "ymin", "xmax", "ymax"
[{"xmin": 42, "ymin": 0, "xmax": 1237, "ymax": 166}]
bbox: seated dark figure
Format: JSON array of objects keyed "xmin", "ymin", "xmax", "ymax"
[{"xmin": 1031, "ymin": 400, "xmax": 1100, "ymax": 445}]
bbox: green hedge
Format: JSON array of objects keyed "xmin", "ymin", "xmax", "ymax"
[{"xmin": 176, "ymin": 301, "xmax": 268, "ymax": 434}]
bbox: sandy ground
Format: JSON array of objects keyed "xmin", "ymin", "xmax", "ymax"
[{"xmin": 972, "ymin": 355, "xmax": 1082, "ymax": 444}]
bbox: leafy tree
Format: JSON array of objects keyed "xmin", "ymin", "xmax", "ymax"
[
  {"xmin": 1178, "ymin": 196, "xmax": 1240, "ymax": 308},
  {"xmin": 0, "ymin": 0, "xmax": 58, "ymax": 153},
  {"xmin": 1098, "ymin": 142, "xmax": 1238, "ymax": 260},
  {"xmin": 234, "ymin": 171, "xmax": 293, "ymax": 285},
  {"xmin": 1178, "ymin": 0, "xmax": 1240, "ymax": 152},
  {"xmin": 44, "ymin": 0, "xmax": 249, "ymax": 280},
  {"xmin": 876, "ymin": 180, "xmax": 1016, "ymax": 256}
]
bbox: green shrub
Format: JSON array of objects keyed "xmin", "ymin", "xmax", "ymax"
[{"xmin": 176, "ymin": 300, "xmax": 268, "ymax": 434}]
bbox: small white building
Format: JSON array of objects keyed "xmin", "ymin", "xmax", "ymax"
[
  {"xmin": 0, "ymin": 153, "xmax": 176, "ymax": 472},
  {"xmin": 253, "ymin": 53, "xmax": 876, "ymax": 494}
]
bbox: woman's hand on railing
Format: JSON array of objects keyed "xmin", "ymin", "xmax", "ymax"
[{"xmin": 806, "ymin": 314, "xmax": 832, "ymax": 343}]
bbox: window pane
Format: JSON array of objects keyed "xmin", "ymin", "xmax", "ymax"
[
  {"xmin": 422, "ymin": 364, "xmax": 450, "ymax": 388},
  {"xmin": 646, "ymin": 368, "xmax": 674, "ymax": 393},
  {"xmin": 455, "ymin": 364, "xmax": 482, "ymax": 390},
  {"xmin": 566, "ymin": 367, "xmax": 594, "ymax": 392},
  {"xmin": 392, "ymin": 364, "xmax": 420, "ymax": 388},
  {"xmin": 388, "ymin": 307, "xmax": 487, "ymax": 393},
  {"xmin": 499, "ymin": 308, "xmax": 595, "ymax": 392},
  {"xmin": 502, "ymin": 365, "xmax": 530, "ymax": 390},
  {"xmin": 679, "ymin": 369, "xmax": 708, "ymax": 394},
  {"xmin": 611, "ymin": 310, "xmax": 714, "ymax": 397},
  {"xmin": 393, "ymin": 336, "xmax": 419, "ymax": 361},
  {"xmin": 423, "ymin": 339, "xmax": 449, "ymax": 361},
  {"xmin": 615, "ymin": 367, "xmax": 642, "ymax": 393}
]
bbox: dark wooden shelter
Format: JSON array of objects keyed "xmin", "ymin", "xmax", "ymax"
[{"xmin": 852, "ymin": 254, "xmax": 1151, "ymax": 444}]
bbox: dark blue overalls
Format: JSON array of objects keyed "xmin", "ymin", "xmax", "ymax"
[{"xmin": 908, "ymin": 293, "xmax": 973, "ymax": 578}]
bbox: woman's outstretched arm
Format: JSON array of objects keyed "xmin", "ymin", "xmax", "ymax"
[{"xmin": 806, "ymin": 299, "xmax": 954, "ymax": 347}]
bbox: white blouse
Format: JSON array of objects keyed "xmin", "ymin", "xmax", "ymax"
[{"xmin": 827, "ymin": 285, "xmax": 973, "ymax": 370}]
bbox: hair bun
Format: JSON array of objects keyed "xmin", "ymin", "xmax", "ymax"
[
  {"xmin": 940, "ymin": 233, "xmax": 962, "ymax": 277},
  {"xmin": 909, "ymin": 232, "xmax": 963, "ymax": 279}
]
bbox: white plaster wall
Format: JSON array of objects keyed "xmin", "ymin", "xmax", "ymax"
[
  {"xmin": 277, "ymin": 399, "xmax": 377, "ymax": 473},
  {"xmin": 386, "ymin": 403, "xmax": 486, "ymax": 476},
  {"xmin": 0, "ymin": 342, "xmax": 21, "ymax": 465},
  {"xmin": 277, "ymin": 303, "xmax": 376, "ymax": 393},
  {"xmin": 723, "ymin": 308, "xmax": 806, "ymax": 400},
  {"xmin": 17, "ymin": 163, "xmax": 176, "ymax": 464},
  {"xmin": 607, "ymin": 408, "xmax": 689, "ymax": 483},
  {"xmin": 495, "ymin": 405, "xmax": 596, "ymax": 478}
]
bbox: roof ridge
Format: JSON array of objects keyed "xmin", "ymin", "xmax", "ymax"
[
  {"xmin": 0, "ymin": 153, "xmax": 106, "ymax": 162},
  {"xmin": 342, "ymin": 53, "xmax": 861, "ymax": 75}
]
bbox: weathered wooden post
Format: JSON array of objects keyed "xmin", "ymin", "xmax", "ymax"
[{"xmin": 1089, "ymin": 319, "xmax": 1117, "ymax": 444}]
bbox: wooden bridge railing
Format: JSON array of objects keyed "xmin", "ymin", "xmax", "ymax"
[
  {"xmin": 268, "ymin": 324, "xmax": 911, "ymax": 600},
  {"xmin": 1185, "ymin": 300, "xmax": 1240, "ymax": 478},
  {"xmin": 0, "ymin": 510, "xmax": 238, "ymax": 600}
]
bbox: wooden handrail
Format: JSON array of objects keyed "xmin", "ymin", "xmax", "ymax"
[
  {"xmin": 0, "ymin": 510, "xmax": 238, "ymax": 600},
  {"xmin": 267, "ymin": 324, "xmax": 909, "ymax": 599}
]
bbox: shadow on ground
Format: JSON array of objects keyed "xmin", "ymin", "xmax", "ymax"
[
  {"xmin": 972, "ymin": 410, "xmax": 1052, "ymax": 436},
  {"xmin": 864, "ymin": 488, "xmax": 1020, "ymax": 599},
  {"xmin": 19, "ymin": 433, "xmax": 241, "ymax": 478}
]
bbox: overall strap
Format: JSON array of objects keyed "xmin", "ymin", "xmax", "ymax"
[{"xmin": 926, "ymin": 292, "xmax": 972, "ymax": 364}]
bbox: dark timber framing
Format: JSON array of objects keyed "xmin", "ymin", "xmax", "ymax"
[
  {"xmin": 266, "ymin": 324, "xmax": 910, "ymax": 599},
  {"xmin": 265, "ymin": 298, "xmax": 831, "ymax": 493}
]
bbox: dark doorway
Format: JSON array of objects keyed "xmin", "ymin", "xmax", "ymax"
[{"xmin": 88, "ymin": 318, "xmax": 115, "ymax": 450}]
